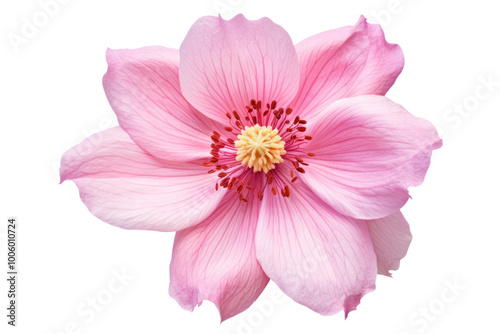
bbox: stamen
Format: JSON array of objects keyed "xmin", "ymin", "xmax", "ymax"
[{"xmin": 203, "ymin": 99, "xmax": 313, "ymax": 201}]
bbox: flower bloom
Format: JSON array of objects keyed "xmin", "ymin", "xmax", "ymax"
[{"xmin": 61, "ymin": 15, "xmax": 442, "ymax": 321}]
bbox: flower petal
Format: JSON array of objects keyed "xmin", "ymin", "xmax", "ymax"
[
  {"xmin": 169, "ymin": 193, "xmax": 268, "ymax": 322},
  {"xmin": 103, "ymin": 47, "xmax": 222, "ymax": 162},
  {"xmin": 179, "ymin": 14, "xmax": 300, "ymax": 124},
  {"xmin": 366, "ymin": 211, "xmax": 412, "ymax": 276},
  {"xmin": 60, "ymin": 127, "xmax": 224, "ymax": 231},
  {"xmin": 292, "ymin": 16, "xmax": 404, "ymax": 120},
  {"xmin": 255, "ymin": 180, "xmax": 377, "ymax": 317},
  {"xmin": 302, "ymin": 95, "xmax": 442, "ymax": 220}
]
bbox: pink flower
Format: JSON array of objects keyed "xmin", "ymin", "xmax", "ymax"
[{"xmin": 61, "ymin": 15, "xmax": 442, "ymax": 321}]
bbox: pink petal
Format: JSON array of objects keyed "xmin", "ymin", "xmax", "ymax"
[
  {"xmin": 103, "ymin": 47, "xmax": 222, "ymax": 162},
  {"xmin": 302, "ymin": 95, "xmax": 442, "ymax": 220},
  {"xmin": 179, "ymin": 14, "xmax": 300, "ymax": 124},
  {"xmin": 60, "ymin": 127, "xmax": 224, "ymax": 231},
  {"xmin": 292, "ymin": 16, "xmax": 404, "ymax": 120},
  {"xmin": 366, "ymin": 211, "xmax": 412, "ymax": 276},
  {"xmin": 169, "ymin": 193, "xmax": 269, "ymax": 322},
  {"xmin": 255, "ymin": 180, "xmax": 377, "ymax": 317}
]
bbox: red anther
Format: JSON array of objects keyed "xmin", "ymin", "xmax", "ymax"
[
  {"xmin": 298, "ymin": 120, "xmax": 307, "ymax": 124},
  {"xmin": 271, "ymin": 100, "xmax": 277, "ymax": 109},
  {"xmin": 245, "ymin": 116, "xmax": 251, "ymax": 121},
  {"xmin": 256, "ymin": 101, "xmax": 261, "ymax": 109},
  {"xmin": 285, "ymin": 120, "xmax": 290, "ymax": 124},
  {"xmin": 292, "ymin": 161, "xmax": 300, "ymax": 169},
  {"xmin": 224, "ymin": 127, "xmax": 233, "ymax": 132},
  {"xmin": 296, "ymin": 127, "xmax": 306, "ymax": 132},
  {"xmin": 227, "ymin": 138, "xmax": 235, "ymax": 144},
  {"xmin": 211, "ymin": 135, "xmax": 219, "ymax": 142},
  {"xmin": 213, "ymin": 131, "xmax": 221, "ymax": 137},
  {"xmin": 284, "ymin": 185, "xmax": 290, "ymax": 197},
  {"xmin": 267, "ymin": 177, "xmax": 273, "ymax": 185},
  {"xmin": 210, "ymin": 157, "xmax": 218, "ymax": 163},
  {"xmin": 263, "ymin": 110, "xmax": 269, "ymax": 116},
  {"xmin": 236, "ymin": 121, "xmax": 242, "ymax": 128},
  {"xmin": 216, "ymin": 166, "xmax": 222, "ymax": 170},
  {"xmin": 286, "ymin": 108, "xmax": 293, "ymax": 115},
  {"xmin": 237, "ymin": 185, "xmax": 243, "ymax": 193},
  {"xmin": 221, "ymin": 177, "xmax": 230, "ymax": 185},
  {"xmin": 252, "ymin": 116, "xmax": 257, "ymax": 124},
  {"xmin": 232, "ymin": 111, "xmax": 241, "ymax": 120},
  {"xmin": 293, "ymin": 116, "xmax": 300, "ymax": 125},
  {"xmin": 291, "ymin": 177, "xmax": 298, "ymax": 183},
  {"xmin": 272, "ymin": 187, "xmax": 277, "ymax": 196},
  {"xmin": 290, "ymin": 170, "xmax": 294, "ymax": 177},
  {"xmin": 215, "ymin": 183, "xmax": 219, "ymax": 191},
  {"xmin": 307, "ymin": 152, "xmax": 315, "ymax": 156},
  {"xmin": 230, "ymin": 177, "xmax": 237, "ymax": 186},
  {"xmin": 250, "ymin": 99, "xmax": 256, "ymax": 106},
  {"xmin": 226, "ymin": 112, "xmax": 232, "ymax": 119},
  {"xmin": 296, "ymin": 167, "xmax": 306, "ymax": 174},
  {"xmin": 208, "ymin": 169, "xmax": 216, "ymax": 174},
  {"xmin": 305, "ymin": 136, "xmax": 312, "ymax": 140},
  {"xmin": 202, "ymin": 162, "xmax": 212, "ymax": 167},
  {"xmin": 218, "ymin": 172, "xmax": 228, "ymax": 178},
  {"xmin": 295, "ymin": 155, "xmax": 303, "ymax": 163},
  {"xmin": 281, "ymin": 188, "xmax": 286, "ymax": 197}
]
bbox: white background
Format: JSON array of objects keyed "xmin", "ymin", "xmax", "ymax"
[{"xmin": 1, "ymin": 0, "xmax": 499, "ymax": 333}]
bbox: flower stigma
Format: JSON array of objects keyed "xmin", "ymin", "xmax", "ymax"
[{"xmin": 235, "ymin": 125, "xmax": 286, "ymax": 173}]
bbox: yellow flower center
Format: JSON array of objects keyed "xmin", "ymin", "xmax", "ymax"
[{"xmin": 235, "ymin": 125, "xmax": 286, "ymax": 173}]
